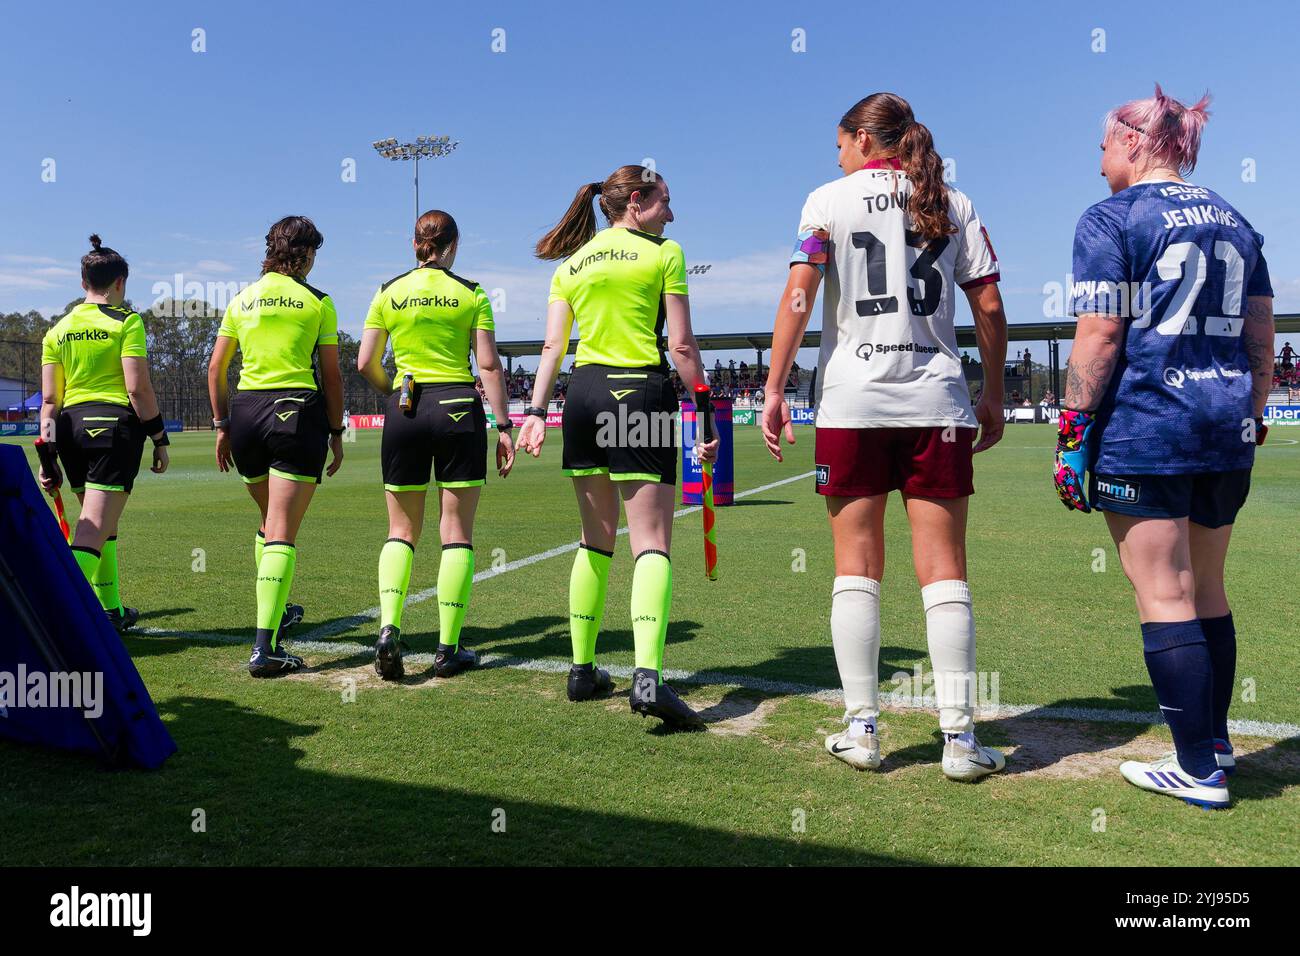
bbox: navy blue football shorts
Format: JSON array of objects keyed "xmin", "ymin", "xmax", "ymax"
[{"xmin": 1090, "ymin": 469, "xmax": 1251, "ymax": 529}]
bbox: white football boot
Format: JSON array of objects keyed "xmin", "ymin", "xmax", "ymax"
[
  {"xmin": 825, "ymin": 727, "xmax": 881, "ymax": 771},
  {"xmin": 1119, "ymin": 753, "xmax": 1230, "ymax": 809},
  {"xmin": 941, "ymin": 735, "xmax": 1005, "ymax": 781}
]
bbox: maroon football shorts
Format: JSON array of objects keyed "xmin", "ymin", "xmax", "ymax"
[{"xmin": 814, "ymin": 426, "xmax": 975, "ymax": 498}]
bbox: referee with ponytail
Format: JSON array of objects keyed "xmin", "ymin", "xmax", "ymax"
[
  {"xmin": 38, "ymin": 235, "xmax": 170, "ymax": 632},
  {"xmin": 520, "ymin": 165, "xmax": 717, "ymax": 729}
]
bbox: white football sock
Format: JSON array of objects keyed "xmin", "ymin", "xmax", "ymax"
[
  {"xmin": 849, "ymin": 717, "xmax": 876, "ymax": 738},
  {"xmin": 832, "ymin": 576, "xmax": 881, "ymax": 725},
  {"xmin": 922, "ymin": 579, "xmax": 976, "ymax": 735}
]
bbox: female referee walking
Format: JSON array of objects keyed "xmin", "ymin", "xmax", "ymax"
[
  {"xmin": 518, "ymin": 164, "xmax": 718, "ymax": 729},
  {"xmin": 208, "ymin": 216, "xmax": 346, "ymax": 677},
  {"xmin": 38, "ymin": 235, "xmax": 170, "ymax": 632},
  {"xmin": 1055, "ymin": 86, "xmax": 1274, "ymax": 808},
  {"xmin": 762, "ymin": 93, "xmax": 1010, "ymax": 780},
  {"xmin": 358, "ymin": 210, "xmax": 515, "ymax": 681}
]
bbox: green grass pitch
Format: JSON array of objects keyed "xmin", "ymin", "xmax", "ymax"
[{"xmin": 1, "ymin": 424, "xmax": 1296, "ymax": 865}]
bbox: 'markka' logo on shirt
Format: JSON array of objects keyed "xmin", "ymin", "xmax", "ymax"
[
  {"xmin": 391, "ymin": 294, "xmax": 459, "ymax": 310},
  {"xmin": 59, "ymin": 328, "xmax": 111, "ymax": 344},
  {"xmin": 243, "ymin": 295, "xmax": 304, "ymax": 311},
  {"xmin": 569, "ymin": 248, "xmax": 638, "ymax": 275}
]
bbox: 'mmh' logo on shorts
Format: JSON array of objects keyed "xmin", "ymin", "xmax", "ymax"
[
  {"xmin": 1096, "ymin": 478, "xmax": 1140, "ymax": 503},
  {"xmin": 815, "ymin": 464, "xmax": 829, "ymax": 486}
]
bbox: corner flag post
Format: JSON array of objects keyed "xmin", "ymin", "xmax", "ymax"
[
  {"xmin": 694, "ymin": 383, "xmax": 718, "ymax": 581},
  {"xmin": 33, "ymin": 438, "xmax": 71, "ymax": 542}
]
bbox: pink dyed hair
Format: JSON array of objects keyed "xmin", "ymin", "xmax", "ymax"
[{"xmin": 1104, "ymin": 84, "xmax": 1211, "ymax": 176}]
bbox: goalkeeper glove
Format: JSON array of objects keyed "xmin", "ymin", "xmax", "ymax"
[
  {"xmin": 1054, "ymin": 409, "xmax": 1096, "ymax": 513},
  {"xmin": 1255, "ymin": 416, "xmax": 1269, "ymax": 446}
]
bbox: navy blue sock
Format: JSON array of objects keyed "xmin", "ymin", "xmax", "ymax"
[
  {"xmin": 1200, "ymin": 613, "xmax": 1236, "ymax": 742},
  {"xmin": 254, "ymin": 627, "xmax": 275, "ymax": 654},
  {"xmin": 1141, "ymin": 620, "xmax": 1216, "ymax": 779}
]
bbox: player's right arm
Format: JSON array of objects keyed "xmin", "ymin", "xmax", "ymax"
[
  {"xmin": 665, "ymin": 293, "xmax": 718, "ymax": 465},
  {"xmin": 763, "ymin": 258, "xmax": 822, "ymax": 462},
  {"xmin": 966, "ymin": 282, "xmax": 1008, "ymax": 453},
  {"xmin": 120, "ymin": 313, "xmax": 168, "ymax": 474},
  {"xmin": 1242, "ymin": 294, "xmax": 1275, "ymax": 425},
  {"xmin": 208, "ymin": 331, "xmax": 238, "ymax": 473},
  {"xmin": 38, "ymin": 358, "xmax": 63, "ymax": 491},
  {"xmin": 1055, "ymin": 204, "xmax": 1127, "ymax": 511},
  {"xmin": 518, "ymin": 271, "xmax": 577, "ymax": 458},
  {"xmin": 518, "ymin": 299, "xmax": 574, "ymax": 457},
  {"xmin": 358, "ymin": 286, "xmax": 392, "ymax": 394},
  {"xmin": 357, "ymin": 329, "xmax": 391, "ymax": 393}
]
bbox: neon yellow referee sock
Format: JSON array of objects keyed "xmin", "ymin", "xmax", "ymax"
[
  {"xmin": 378, "ymin": 538, "xmax": 414, "ymax": 629},
  {"xmin": 437, "ymin": 544, "xmax": 474, "ymax": 648},
  {"xmin": 71, "ymin": 545, "xmax": 101, "ymax": 597},
  {"xmin": 93, "ymin": 535, "xmax": 123, "ymax": 613},
  {"xmin": 256, "ymin": 543, "xmax": 296, "ymax": 651},
  {"xmin": 631, "ymin": 550, "xmax": 672, "ymax": 678},
  {"xmin": 569, "ymin": 544, "xmax": 612, "ymax": 665}
]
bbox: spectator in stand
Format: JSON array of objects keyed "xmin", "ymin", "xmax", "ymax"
[
  {"xmin": 1022, "ymin": 347, "xmax": 1032, "ymax": 374},
  {"xmin": 1281, "ymin": 341, "xmax": 1295, "ymax": 369}
]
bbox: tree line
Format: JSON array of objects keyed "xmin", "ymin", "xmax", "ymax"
[{"xmin": 0, "ymin": 299, "xmax": 391, "ymax": 426}]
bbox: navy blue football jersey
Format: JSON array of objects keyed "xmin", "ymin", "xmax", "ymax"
[{"xmin": 1070, "ymin": 181, "xmax": 1272, "ymax": 474}]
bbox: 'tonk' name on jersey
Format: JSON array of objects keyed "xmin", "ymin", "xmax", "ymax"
[{"xmin": 792, "ymin": 163, "xmax": 999, "ymax": 428}]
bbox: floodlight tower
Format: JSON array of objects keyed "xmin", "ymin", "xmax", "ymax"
[{"xmin": 370, "ymin": 135, "xmax": 459, "ymax": 223}]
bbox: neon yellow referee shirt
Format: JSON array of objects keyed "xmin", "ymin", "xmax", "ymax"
[
  {"xmin": 217, "ymin": 272, "xmax": 339, "ymax": 391},
  {"xmin": 41, "ymin": 302, "xmax": 147, "ymax": 408},
  {"xmin": 548, "ymin": 228, "xmax": 689, "ymax": 369},
  {"xmin": 364, "ymin": 264, "xmax": 494, "ymax": 384}
]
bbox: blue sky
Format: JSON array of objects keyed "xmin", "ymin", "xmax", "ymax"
[{"xmin": 2, "ymin": 0, "xmax": 1296, "ymax": 367}]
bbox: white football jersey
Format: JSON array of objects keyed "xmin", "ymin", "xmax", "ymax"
[{"xmin": 791, "ymin": 161, "xmax": 999, "ymax": 428}]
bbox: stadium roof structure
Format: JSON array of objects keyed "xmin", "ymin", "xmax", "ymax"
[{"xmin": 496, "ymin": 314, "xmax": 1300, "ymax": 359}]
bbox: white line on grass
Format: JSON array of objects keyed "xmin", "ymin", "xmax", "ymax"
[
  {"xmin": 134, "ymin": 466, "xmax": 1300, "ymax": 741},
  {"xmin": 130, "ymin": 629, "xmax": 1300, "ymax": 740}
]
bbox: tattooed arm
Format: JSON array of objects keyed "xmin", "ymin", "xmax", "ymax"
[
  {"xmin": 1241, "ymin": 295, "xmax": 1275, "ymax": 419},
  {"xmin": 1063, "ymin": 314, "xmax": 1125, "ymax": 411}
]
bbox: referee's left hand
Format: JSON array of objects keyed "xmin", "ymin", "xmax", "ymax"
[
  {"xmin": 325, "ymin": 433, "xmax": 345, "ymax": 477},
  {"xmin": 496, "ymin": 431, "xmax": 516, "ymax": 477},
  {"xmin": 696, "ymin": 437, "xmax": 719, "ymax": 465}
]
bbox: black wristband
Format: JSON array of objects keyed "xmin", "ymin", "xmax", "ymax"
[
  {"xmin": 525, "ymin": 406, "xmax": 547, "ymax": 418},
  {"xmin": 152, "ymin": 433, "xmax": 170, "ymax": 447},
  {"xmin": 329, "ymin": 426, "xmax": 345, "ymax": 437},
  {"xmin": 140, "ymin": 414, "xmax": 165, "ymax": 436},
  {"xmin": 496, "ymin": 422, "xmax": 513, "ymax": 432}
]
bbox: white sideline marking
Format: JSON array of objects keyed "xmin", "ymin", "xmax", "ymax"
[
  {"xmin": 134, "ymin": 465, "xmax": 1300, "ymax": 741},
  {"xmin": 130, "ymin": 627, "xmax": 1300, "ymax": 740}
]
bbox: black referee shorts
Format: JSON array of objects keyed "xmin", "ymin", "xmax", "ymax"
[
  {"xmin": 55, "ymin": 402, "xmax": 146, "ymax": 494},
  {"xmin": 229, "ymin": 388, "xmax": 329, "ymax": 485},
  {"xmin": 381, "ymin": 382, "xmax": 487, "ymax": 492},
  {"xmin": 561, "ymin": 363, "xmax": 678, "ymax": 484}
]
